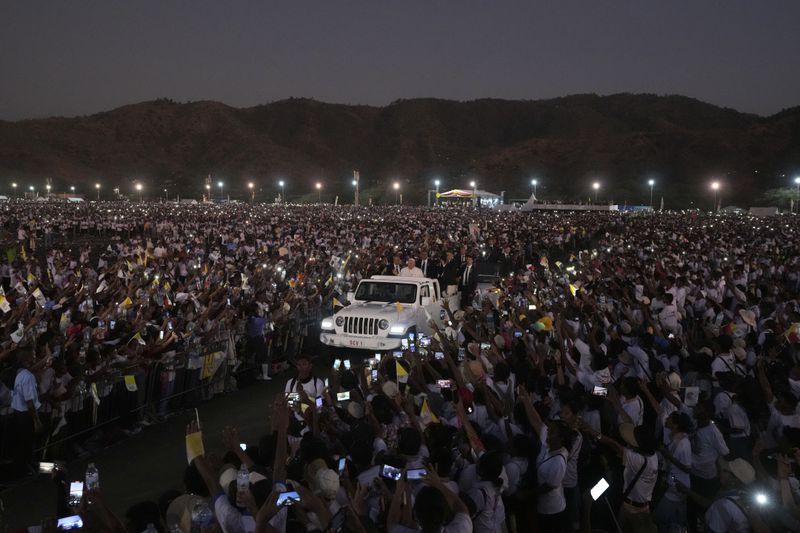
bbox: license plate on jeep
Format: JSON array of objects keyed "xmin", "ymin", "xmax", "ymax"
[{"xmin": 348, "ymin": 339, "xmax": 364, "ymax": 347}]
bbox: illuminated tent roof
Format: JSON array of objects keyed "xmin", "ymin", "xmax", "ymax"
[{"xmin": 437, "ymin": 189, "xmax": 500, "ymax": 199}]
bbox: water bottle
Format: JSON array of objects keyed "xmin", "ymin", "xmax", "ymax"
[
  {"xmin": 85, "ymin": 462, "xmax": 99, "ymax": 491},
  {"xmin": 191, "ymin": 499, "xmax": 213, "ymax": 531},
  {"xmin": 236, "ymin": 463, "xmax": 249, "ymax": 507}
]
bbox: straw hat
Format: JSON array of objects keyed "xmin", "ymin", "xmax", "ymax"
[
  {"xmin": 739, "ymin": 309, "xmax": 757, "ymax": 328},
  {"xmin": 720, "ymin": 458, "xmax": 756, "ymax": 485}
]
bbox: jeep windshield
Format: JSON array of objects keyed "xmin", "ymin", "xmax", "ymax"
[{"xmin": 354, "ymin": 281, "xmax": 417, "ymax": 304}]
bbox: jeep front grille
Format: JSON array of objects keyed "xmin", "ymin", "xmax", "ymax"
[{"xmin": 343, "ymin": 316, "xmax": 379, "ymax": 336}]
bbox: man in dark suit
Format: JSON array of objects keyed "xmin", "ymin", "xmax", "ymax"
[
  {"xmin": 383, "ymin": 254, "xmax": 403, "ymax": 276},
  {"xmin": 458, "ymin": 255, "xmax": 477, "ymax": 309},
  {"xmin": 439, "ymin": 251, "xmax": 460, "ymax": 296},
  {"xmin": 418, "ymin": 249, "xmax": 438, "ymax": 279}
]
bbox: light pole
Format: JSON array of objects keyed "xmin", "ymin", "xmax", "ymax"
[
  {"xmin": 531, "ymin": 179, "xmax": 538, "ymax": 201},
  {"xmin": 205, "ymin": 183, "xmax": 211, "ymax": 202},
  {"xmin": 434, "ymin": 179, "xmax": 440, "ymax": 206},
  {"xmin": 11, "ymin": 182, "xmax": 16, "ymax": 198},
  {"xmin": 592, "ymin": 182, "xmax": 600, "ymax": 204},
  {"xmin": 45, "ymin": 184, "xmax": 51, "ymax": 196},
  {"xmin": 470, "ymin": 180, "xmax": 477, "ymax": 207},
  {"xmin": 316, "ymin": 182, "xmax": 322, "ymax": 203},
  {"xmin": 352, "ymin": 180, "xmax": 358, "ymax": 204},
  {"xmin": 393, "ymin": 182, "xmax": 400, "ymax": 204},
  {"xmin": 135, "ymin": 183, "xmax": 143, "ymax": 202},
  {"xmin": 29, "ymin": 185, "xmax": 35, "ymax": 198},
  {"xmin": 248, "ymin": 181, "xmax": 254, "ymax": 202},
  {"xmin": 164, "ymin": 188, "xmax": 168, "ymax": 201},
  {"xmin": 648, "ymin": 179, "xmax": 655, "ymax": 209},
  {"xmin": 95, "ymin": 183, "xmax": 100, "ymax": 200},
  {"xmin": 70, "ymin": 186, "xmax": 76, "ymax": 195},
  {"xmin": 794, "ymin": 177, "xmax": 800, "ymax": 213},
  {"xmin": 279, "ymin": 180, "xmax": 285, "ymax": 203},
  {"xmin": 217, "ymin": 181, "xmax": 224, "ymax": 202},
  {"xmin": 711, "ymin": 181, "xmax": 720, "ymax": 211}
]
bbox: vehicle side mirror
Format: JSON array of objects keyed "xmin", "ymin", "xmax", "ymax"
[
  {"xmin": 421, "ymin": 297, "xmax": 432, "ymax": 306},
  {"xmin": 347, "ymin": 291, "xmax": 355, "ymax": 302}
]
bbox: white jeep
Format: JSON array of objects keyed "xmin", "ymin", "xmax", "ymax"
[{"xmin": 320, "ymin": 276, "xmax": 451, "ymax": 350}]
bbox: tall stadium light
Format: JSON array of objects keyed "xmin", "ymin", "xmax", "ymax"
[
  {"xmin": 648, "ymin": 179, "xmax": 655, "ymax": 208},
  {"xmin": 393, "ymin": 181, "xmax": 400, "ymax": 204},
  {"xmin": 531, "ymin": 179, "xmax": 538, "ymax": 201},
  {"xmin": 711, "ymin": 181, "xmax": 720, "ymax": 212},
  {"xmin": 11, "ymin": 182, "xmax": 17, "ymax": 198},
  {"xmin": 135, "ymin": 182, "xmax": 143, "ymax": 202},
  {"xmin": 95, "ymin": 182, "xmax": 100, "ymax": 200},
  {"xmin": 278, "ymin": 180, "xmax": 285, "ymax": 203},
  {"xmin": 70, "ymin": 186, "xmax": 76, "ymax": 193},
  {"xmin": 248, "ymin": 181, "xmax": 255, "ymax": 202},
  {"xmin": 316, "ymin": 182, "xmax": 322, "ymax": 203},
  {"xmin": 794, "ymin": 177, "xmax": 800, "ymax": 213},
  {"xmin": 204, "ymin": 183, "xmax": 210, "ymax": 201},
  {"xmin": 434, "ymin": 179, "xmax": 441, "ymax": 206},
  {"xmin": 470, "ymin": 180, "xmax": 477, "ymax": 207},
  {"xmin": 45, "ymin": 184, "xmax": 51, "ymax": 196},
  {"xmin": 217, "ymin": 181, "xmax": 224, "ymax": 201},
  {"xmin": 592, "ymin": 182, "xmax": 600, "ymax": 203}
]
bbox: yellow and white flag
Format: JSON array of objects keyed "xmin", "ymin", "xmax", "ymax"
[
  {"xmin": 396, "ymin": 360, "xmax": 409, "ymax": 384},
  {"xmin": 420, "ymin": 397, "xmax": 440, "ymax": 426}
]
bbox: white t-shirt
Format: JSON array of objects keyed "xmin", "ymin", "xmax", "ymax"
[
  {"xmin": 621, "ymin": 396, "xmax": 644, "ymax": 427},
  {"xmin": 704, "ymin": 495, "xmax": 748, "ymax": 533},
  {"xmin": 691, "ymin": 423, "xmax": 729, "ymax": 480},
  {"xmin": 562, "ymin": 432, "xmax": 583, "ymax": 488},
  {"xmin": 536, "ymin": 426, "xmax": 567, "ymax": 514},
  {"xmin": 665, "ymin": 434, "xmax": 691, "ymax": 501},
  {"xmin": 623, "ymin": 449, "xmax": 659, "ymax": 503},
  {"xmin": 466, "ymin": 480, "xmax": 505, "ymax": 533},
  {"xmin": 389, "ymin": 512, "xmax": 472, "ymax": 533},
  {"xmin": 284, "ymin": 375, "xmax": 326, "ymax": 398}
]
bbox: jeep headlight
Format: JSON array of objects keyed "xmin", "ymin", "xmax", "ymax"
[
  {"xmin": 321, "ymin": 318, "xmax": 334, "ymax": 330},
  {"xmin": 390, "ymin": 325, "xmax": 406, "ymax": 335},
  {"xmin": 379, "ymin": 319, "xmax": 389, "ymax": 330},
  {"xmin": 335, "ymin": 316, "xmax": 344, "ymax": 327}
]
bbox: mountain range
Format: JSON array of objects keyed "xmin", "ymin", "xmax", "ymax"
[{"xmin": 1, "ymin": 93, "xmax": 799, "ymax": 207}]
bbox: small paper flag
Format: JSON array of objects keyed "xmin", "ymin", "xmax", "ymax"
[
  {"xmin": 395, "ymin": 301, "xmax": 404, "ymax": 313},
  {"xmin": 396, "ymin": 360, "xmax": 409, "ymax": 383},
  {"xmin": 124, "ymin": 375, "xmax": 138, "ymax": 392},
  {"xmin": 333, "ymin": 297, "xmax": 343, "ymax": 308},
  {"xmin": 185, "ymin": 431, "xmax": 205, "ymax": 465}
]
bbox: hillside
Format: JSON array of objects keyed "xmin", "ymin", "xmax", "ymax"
[{"xmin": 1, "ymin": 94, "xmax": 798, "ymax": 207}]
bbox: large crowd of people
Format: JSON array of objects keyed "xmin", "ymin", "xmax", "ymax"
[{"xmin": 3, "ymin": 198, "xmax": 800, "ymax": 532}]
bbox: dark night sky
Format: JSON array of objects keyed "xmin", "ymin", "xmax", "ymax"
[{"xmin": 2, "ymin": 1, "xmax": 799, "ymax": 120}]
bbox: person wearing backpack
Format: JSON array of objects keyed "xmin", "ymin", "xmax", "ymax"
[
  {"xmin": 519, "ymin": 388, "xmax": 572, "ymax": 532},
  {"xmin": 580, "ymin": 421, "xmax": 659, "ymax": 533},
  {"xmin": 465, "ymin": 451, "xmax": 506, "ymax": 533}
]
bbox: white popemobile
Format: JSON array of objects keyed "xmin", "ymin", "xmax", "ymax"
[{"xmin": 320, "ymin": 276, "xmax": 451, "ymax": 350}]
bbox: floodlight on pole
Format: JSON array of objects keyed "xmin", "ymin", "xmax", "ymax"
[
  {"xmin": 393, "ymin": 182, "xmax": 401, "ymax": 204},
  {"xmin": 648, "ymin": 179, "xmax": 655, "ymax": 208},
  {"xmin": 217, "ymin": 181, "xmax": 224, "ymax": 201},
  {"xmin": 711, "ymin": 181, "xmax": 720, "ymax": 212},
  {"xmin": 248, "ymin": 181, "xmax": 254, "ymax": 202},
  {"xmin": 278, "ymin": 180, "xmax": 285, "ymax": 202},
  {"xmin": 470, "ymin": 181, "xmax": 477, "ymax": 207},
  {"xmin": 316, "ymin": 182, "xmax": 322, "ymax": 203},
  {"xmin": 11, "ymin": 182, "xmax": 17, "ymax": 198},
  {"xmin": 794, "ymin": 177, "xmax": 800, "ymax": 213},
  {"xmin": 531, "ymin": 179, "xmax": 538, "ymax": 201},
  {"xmin": 135, "ymin": 182, "xmax": 143, "ymax": 202},
  {"xmin": 592, "ymin": 182, "xmax": 600, "ymax": 203},
  {"xmin": 95, "ymin": 183, "xmax": 100, "ymax": 200}
]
